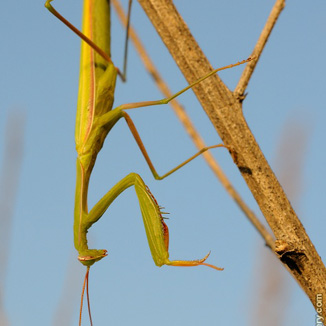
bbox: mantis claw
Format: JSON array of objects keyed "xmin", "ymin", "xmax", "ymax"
[{"xmin": 166, "ymin": 251, "xmax": 224, "ymax": 271}]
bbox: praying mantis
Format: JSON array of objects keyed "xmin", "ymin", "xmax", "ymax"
[{"xmin": 45, "ymin": 0, "xmax": 252, "ymax": 324}]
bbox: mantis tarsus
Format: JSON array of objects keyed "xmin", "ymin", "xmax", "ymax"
[{"xmin": 45, "ymin": 0, "xmax": 252, "ymax": 324}]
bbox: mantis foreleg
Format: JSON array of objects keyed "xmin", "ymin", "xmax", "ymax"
[{"xmin": 76, "ymin": 170, "xmax": 223, "ymax": 270}]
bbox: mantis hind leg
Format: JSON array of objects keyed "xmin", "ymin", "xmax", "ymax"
[
  {"xmin": 98, "ymin": 108, "xmax": 231, "ymax": 181},
  {"xmin": 122, "ymin": 111, "xmax": 230, "ymax": 180}
]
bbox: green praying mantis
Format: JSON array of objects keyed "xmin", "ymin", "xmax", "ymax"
[{"xmin": 45, "ymin": 0, "xmax": 252, "ymax": 324}]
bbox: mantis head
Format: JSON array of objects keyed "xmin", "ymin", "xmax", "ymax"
[{"xmin": 78, "ymin": 249, "xmax": 108, "ymax": 267}]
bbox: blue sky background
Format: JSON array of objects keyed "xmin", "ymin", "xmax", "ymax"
[{"xmin": 0, "ymin": 1, "xmax": 325, "ymax": 325}]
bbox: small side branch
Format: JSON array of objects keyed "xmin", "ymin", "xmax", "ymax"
[{"xmin": 235, "ymin": 0, "xmax": 286, "ymax": 98}]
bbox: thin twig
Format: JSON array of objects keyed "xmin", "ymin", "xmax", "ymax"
[
  {"xmin": 234, "ymin": 0, "xmax": 286, "ymax": 98},
  {"xmin": 112, "ymin": 0, "xmax": 275, "ymax": 250},
  {"xmin": 137, "ymin": 0, "xmax": 326, "ymax": 319}
]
